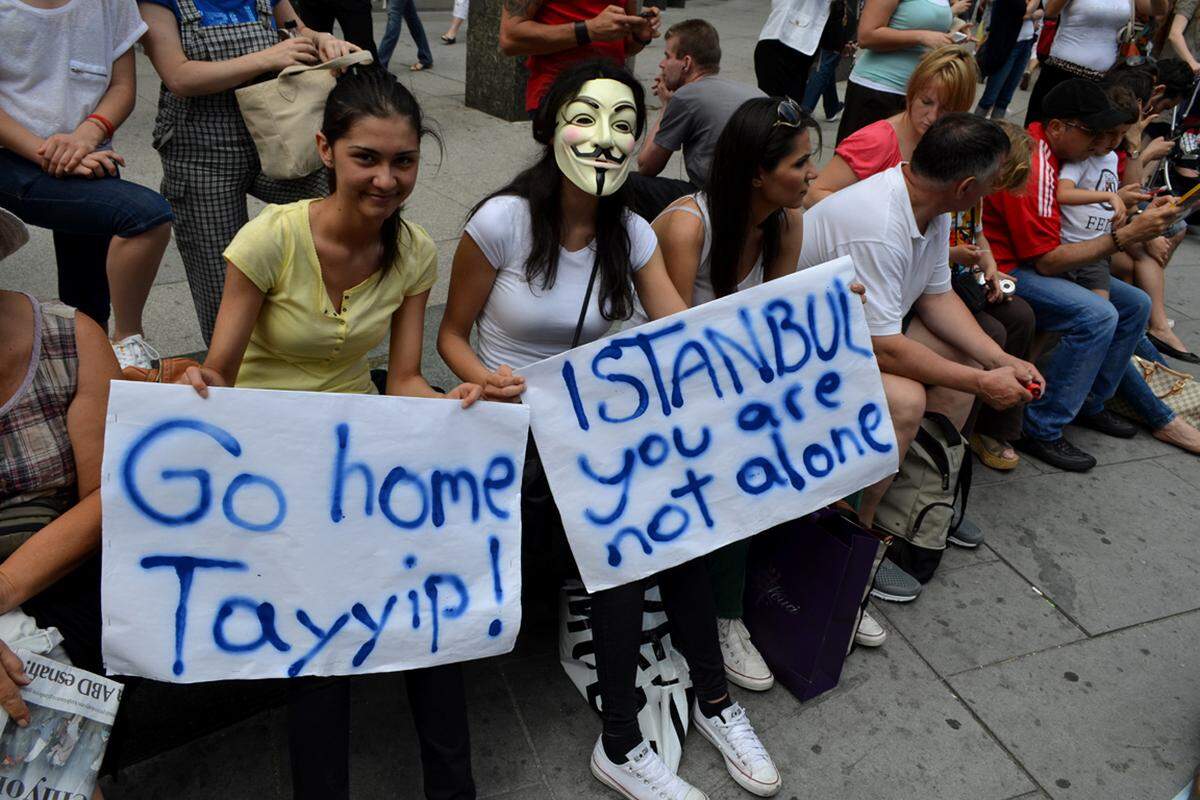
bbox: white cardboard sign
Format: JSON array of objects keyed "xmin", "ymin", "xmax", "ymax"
[
  {"xmin": 520, "ymin": 257, "xmax": 899, "ymax": 592},
  {"xmin": 100, "ymin": 383, "xmax": 529, "ymax": 683}
]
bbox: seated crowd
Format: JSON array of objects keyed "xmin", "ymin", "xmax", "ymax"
[{"xmin": 2, "ymin": 1, "xmax": 1199, "ymax": 798}]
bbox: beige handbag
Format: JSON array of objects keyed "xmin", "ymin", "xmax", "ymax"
[
  {"xmin": 235, "ymin": 49, "xmax": 374, "ymax": 180},
  {"xmin": 1109, "ymin": 356, "xmax": 1200, "ymax": 428}
]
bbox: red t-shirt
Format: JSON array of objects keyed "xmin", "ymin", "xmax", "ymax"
[
  {"xmin": 834, "ymin": 119, "xmax": 903, "ymax": 179},
  {"xmin": 524, "ymin": 0, "xmax": 628, "ymax": 112},
  {"xmin": 982, "ymin": 122, "xmax": 1062, "ymax": 274}
]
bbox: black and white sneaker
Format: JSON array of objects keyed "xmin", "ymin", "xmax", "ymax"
[{"xmin": 590, "ymin": 737, "xmax": 707, "ymax": 800}]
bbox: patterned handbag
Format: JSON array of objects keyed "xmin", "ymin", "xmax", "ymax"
[{"xmin": 1109, "ymin": 356, "xmax": 1200, "ymax": 428}]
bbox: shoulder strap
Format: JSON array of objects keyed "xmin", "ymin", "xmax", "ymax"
[{"xmin": 571, "ymin": 260, "xmax": 601, "ymax": 350}]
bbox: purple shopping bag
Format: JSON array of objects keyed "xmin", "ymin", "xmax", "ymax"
[{"xmin": 742, "ymin": 508, "xmax": 888, "ymax": 702}]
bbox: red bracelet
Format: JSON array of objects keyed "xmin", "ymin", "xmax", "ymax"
[{"xmin": 85, "ymin": 113, "xmax": 115, "ymax": 139}]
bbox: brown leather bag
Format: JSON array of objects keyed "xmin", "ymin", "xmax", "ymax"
[{"xmin": 121, "ymin": 357, "xmax": 201, "ymax": 384}]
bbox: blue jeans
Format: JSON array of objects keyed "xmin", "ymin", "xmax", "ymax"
[
  {"xmin": 1012, "ymin": 268, "xmax": 1151, "ymax": 440},
  {"xmin": 1114, "ymin": 336, "xmax": 1176, "ymax": 430},
  {"xmin": 0, "ymin": 149, "xmax": 172, "ymax": 329},
  {"xmin": 801, "ymin": 48, "xmax": 843, "ymax": 118},
  {"xmin": 379, "ymin": 0, "xmax": 432, "ymax": 68},
  {"xmin": 978, "ymin": 37, "xmax": 1035, "ymax": 115}
]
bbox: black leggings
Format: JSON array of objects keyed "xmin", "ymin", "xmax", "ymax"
[
  {"xmin": 522, "ymin": 442, "xmax": 727, "ymax": 748},
  {"xmin": 754, "ymin": 39, "xmax": 817, "ymax": 103},
  {"xmin": 294, "ymin": 0, "xmax": 378, "ymax": 57}
]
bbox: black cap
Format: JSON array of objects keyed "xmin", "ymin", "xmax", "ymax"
[{"xmin": 1043, "ymin": 79, "xmax": 1136, "ymax": 130}]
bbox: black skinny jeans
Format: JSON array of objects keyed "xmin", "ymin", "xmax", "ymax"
[{"xmin": 522, "ymin": 440, "xmax": 727, "ymax": 747}]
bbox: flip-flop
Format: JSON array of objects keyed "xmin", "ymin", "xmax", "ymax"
[
  {"xmin": 410, "ymin": 62, "xmax": 431, "ymax": 71},
  {"xmin": 440, "ymin": 34, "xmax": 456, "ymax": 44},
  {"xmin": 969, "ymin": 433, "xmax": 1020, "ymax": 471}
]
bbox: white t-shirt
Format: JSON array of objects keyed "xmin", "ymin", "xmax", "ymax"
[
  {"xmin": 758, "ymin": 0, "xmax": 832, "ymax": 56},
  {"xmin": 465, "ymin": 195, "xmax": 659, "ymax": 371},
  {"xmin": 1049, "ymin": 0, "xmax": 1128, "ymax": 72},
  {"xmin": 798, "ymin": 165, "xmax": 951, "ymax": 336},
  {"xmin": 0, "ymin": 0, "xmax": 146, "ymax": 141},
  {"xmin": 1058, "ymin": 152, "xmax": 1120, "ymax": 243},
  {"xmin": 628, "ymin": 193, "xmax": 763, "ymax": 326}
]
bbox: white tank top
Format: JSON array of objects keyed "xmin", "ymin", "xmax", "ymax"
[
  {"xmin": 629, "ymin": 193, "xmax": 764, "ymax": 326},
  {"xmin": 1049, "ymin": 0, "xmax": 1129, "ymax": 72}
]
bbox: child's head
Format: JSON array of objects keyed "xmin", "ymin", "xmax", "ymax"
[
  {"xmin": 991, "ymin": 120, "xmax": 1033, "ymax": 194},
  {"xmin": 1092, "ymin": 85, "xmax": 1140, "ymax": 156}
]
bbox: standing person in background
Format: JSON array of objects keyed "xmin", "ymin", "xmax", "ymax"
[
  {"xmin": 632, "ymin": 19, "xmax": 764, "ymax": 219},
  {"xmin": 976, "ymin": 0, "xmax": 1044, "ymax": 119},
  {"xmin": 179, "ymin": 67, "xmax": 483, "ymax": 800},
  {"xmin": 754, "ymin": 0, "xmax": 835, "ymax": 108},
  {"xmin": 1024, "ymin": 0, "xmax": 1167, "ymax": 125},
  {"xmin": 441, "ymin": 0, "xmax": 468, "ymax": 44},
  {"xmin": 378, "ymin": 0, "xmax": 433, "ymax": 71},
  {"xmin": 499, "ymin": 1, "xmax": 662, "ymax": 115},
  {"xmin": 802, "ymin": 0, "xmax": 859, "ymax": 122},
  {"xmin": 138, "ymin": 0, "xmax": 358, "ymax": 345},
  {"xmin": 0, "ymin": 0, "xmax": 173, "ymax": 370},
  {"xmin": 1168, "ymin": 0, "xmax": 1200, "ymax": 71},
  {"xmin": 837, "ymin": 0, "xmax": 969, "ymax": 143},
  {"xmin": 293, "ymin": 0, "xmax": 378, "ymax": 57}
]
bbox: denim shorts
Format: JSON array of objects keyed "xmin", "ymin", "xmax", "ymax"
[{"xmin": 0, "ymin": 148, "xmax": 172, "ymax": 239}]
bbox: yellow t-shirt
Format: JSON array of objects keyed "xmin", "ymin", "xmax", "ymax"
[{"xmin": 222, "ymin": 199, "xmax": 438, "ymax": 394}]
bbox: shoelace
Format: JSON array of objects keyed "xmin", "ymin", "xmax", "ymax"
[
  {"xmin": 717, "ymin": 706, "xmax": 770, "ymax": 768},
  {"xmin": 627, "ymin": 748, "xmax": 693, "ymax": 799}
]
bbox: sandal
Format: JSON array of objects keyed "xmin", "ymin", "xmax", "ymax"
[
  {"xmin": 410, "ymin": 62, "xmax": 431, "ymax": 71},
  {"xmin": 440, "ymin": 34, "xmax": 456, "ymax": 44},
  {"xmin": 969, "ymin": 433, "xmax": 1020, "ymax": 471}
]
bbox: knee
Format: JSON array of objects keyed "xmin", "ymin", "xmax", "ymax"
[
  {"xmin": 883, "ymin": 375, "xmax": 926, "ymax": 440},
  {"xmin": 1077, "ymin": 299, "xmax": 1118, "ymax": 339}
]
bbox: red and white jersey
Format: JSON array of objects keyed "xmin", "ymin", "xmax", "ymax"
[{"xmin": 983, "ymin": 122, "xmax": 1063, "ymax": 274}]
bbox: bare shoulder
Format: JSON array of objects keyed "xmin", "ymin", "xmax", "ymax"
[{"xmin": 72, "ymin": 312, "xmax": 122, "ymax": 396}]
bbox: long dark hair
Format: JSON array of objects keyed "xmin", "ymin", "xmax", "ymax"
[
  {"xmin": 704, "ymin": 98, "xmax": 819, "ymax": 298},
  {"xmin": 470, "ymin": 60, "xmax": 647, "ymax": 321},
  {"xmin": 321, "ymin": 66, "xmax": 440, "ymax": 272}
]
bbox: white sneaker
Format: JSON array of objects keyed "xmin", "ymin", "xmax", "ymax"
[
  {"xmin": 589, "ymin": 737, "xmax": 708, "ymax": 800},
  {"xmin": 692, "ymin": 701, "xmax": 780, "ymax": 797},
  {"xmin": 717, "ymin": 618, "xmax": 774, "ymax": 691},
  {"xmin": 111, "ymin": 334, "xmax": 160, "ymax": 371},
  {"xmin": 854, "ymin": 610, "xmax": 887, "ymax": 648}
]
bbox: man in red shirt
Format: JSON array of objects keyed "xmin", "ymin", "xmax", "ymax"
[
  {"xmin": 983, "ymin": 80, "xmax": 1177, "ymax": 471},
  {"xmin": 500, "ymin": 1, "xmax": 662, "ymax": 115}
]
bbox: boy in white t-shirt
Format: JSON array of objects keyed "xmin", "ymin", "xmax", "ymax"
[{"xmin": 1054, "ymin": 104, "xmax": 1138, "ymax": 299}]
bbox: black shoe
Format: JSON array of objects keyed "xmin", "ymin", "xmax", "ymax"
[
  {"xmin": 1146, "ymin": 333, "xmax": 1200, "ymax": 364},
  {"xmin": 1014, "ymin": 436, "xmax": 1097, "ymax": 471},
  {"xmin": 1074, "ymin": 408, "xmax": 1138, "ymax": 438}
]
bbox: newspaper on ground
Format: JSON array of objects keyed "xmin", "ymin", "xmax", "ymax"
[{"xmin": 0, "ymin": 650, "xmax": 122, "ymax": 799}]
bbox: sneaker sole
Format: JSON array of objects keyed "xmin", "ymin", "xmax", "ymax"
[
  {"xmin": 724, "ymin": 664, "xmax": 775, "ymax": 692},
  {"xmin": 693, "ymin": 716, "xmax": 781, "ymax": 797},
  {"xmin": 854, "ymin": 631, "xmax": 887, "ymax": 647},
  {"xmin": 870, "ymin": 588, "xmax": 919, "ymax": 603},
  {"xmin": 947, "ymin": 536, "xmax": 981, "ymax": 549}
]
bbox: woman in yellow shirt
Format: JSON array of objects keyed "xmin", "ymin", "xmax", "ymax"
[{"xmin": 179, "ymin": 68, "xmax": 481, "ymax": 800}]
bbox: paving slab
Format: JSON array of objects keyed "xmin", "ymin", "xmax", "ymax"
[
  {"xmin": 1154, "ymin": 452, "xmax": 1200, "ymax": 489},
  {"xmin": 877, "ymin": 560, "xmax": 1084, "ymax": 676},
  {"xmin": 949, "ymin": 611, "xmax": 1200, "ymax": 800},
  {"xmin": 978, "ymin": 460, "xmax": 1200, "ymax": 634}
]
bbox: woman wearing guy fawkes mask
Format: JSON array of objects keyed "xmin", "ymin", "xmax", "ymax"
[{"xmin": 438, "ymin": 60, "xmax": 781, "ymax": 800}]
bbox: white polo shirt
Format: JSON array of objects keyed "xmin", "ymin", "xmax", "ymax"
[
  {"xmin": 798, "ymin": 164, "xmax": 952, "ymax": 336},
  {"xmin": 758, "ymin": 0, "xmax": 833, "ymax": 56}
]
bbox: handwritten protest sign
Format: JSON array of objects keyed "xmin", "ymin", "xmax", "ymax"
[
  {"xmin": 520, "ymin": 256, "xmax": 898, "ymax": 592},
  {"xmin": 100, "ymin": 383, "xmax": 529, "ymax": 683}
]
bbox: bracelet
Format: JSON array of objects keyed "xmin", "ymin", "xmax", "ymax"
[
  {"xmin": 85, "ymin": 113, "xmax": 115, "ymax": 139},
  {"xmin": 574, "ymin": 20, "xmax": 591, "ymax": 46},
  {"xmin": 1111, "ymin": 229, "xmax": 1126, "ymax": 253}
]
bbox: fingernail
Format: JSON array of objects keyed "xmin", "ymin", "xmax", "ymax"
[{"xmin": 16, "ymin": 719, "xmax": 26, "ymax": 728}]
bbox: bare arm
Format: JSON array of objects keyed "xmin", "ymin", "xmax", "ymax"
[
  {"xmin": 0, "ymin": 314, "xmax": 120, "ymax": 613},
  {"xmin": 1169, "ymin": 13, "xmax": 1200, "ymax": 72},
  {"xmin": 499, "ymin": 1, "xmax": 648, "ymax": 57},
  {"xmin": 139, "ymin": 2, "xmax": 318, "ymax": 98},
  {"xmin": 386, "ymin": 290, "xmax": 482, "ymax": 406},
  {"xmin": 633, "ymin": 247, "xmax": 689, "ymax": 320},
  {"xmin": 182, "ymin": 263, "xmax": 266, "ymax": 392},
  {"xmin": 857, "ymin": 0, "xmax": 954, "ymax": 51},
  {"xmin": 766, "ymin": 208, "xmax": 804, "ymax": 281},
  {"xmin": 1045, "ymin": 0, "xmax": 1069, "ymax": 18},
  {"xmin": 274, "ymin": 0, "xmax": 359, "ymax": 60},
  {"xmin": 912, "ymin": 290, "xmax": 1008, "ymax": 367},
  {"xmin": 804, "ymin": 154, "xmax": 859, "ymax": 208},
  {"xmin": 1034, "ymin": 198, "xmax": 1176, "ymax": 275},
  {"xmin": 872, "ymin": 330, "xmax": 988, "ymax": 392},
  {"xmin": 0, "ymin": 107, "xmax": 47, "ymax": 164},
  {"xmin": 651, "ymin": 201, "xmax": 705, "ymax": 302}
]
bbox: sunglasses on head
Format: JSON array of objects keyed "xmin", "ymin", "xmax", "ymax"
[{"xmin": 774, "ymin": 98, "xmax": 804, "ymax": 128}]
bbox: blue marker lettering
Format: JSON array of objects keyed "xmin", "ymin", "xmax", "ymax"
[
  {"xmin": 605, "ymin": 526, "xmax": 653, "ymax": 567},
  {"xmin": 331, "ymin": 423, "xmax": 374, "ymax": 522},
  {"xmin": 670, "ymin": 341, "xmax": 722, "ymax": 408},
  {"xmin": 431, "ymin": 469, "xmax": 480, "ymax": 526},
  {"xmin": 289, "ymin": 609, "xmax": 351, "ymax": 677},
  {"xmin": 423, "ymin": 574, "xmax": 469, "ymax": 654},
  {"xmin": 858, "ymin": 402, "xmax": 894, "ymax": 453},
  {"xmin": 482, "ymin": 456, "xmax": 517, "ymax": 520},
  {"xmin": 221, "ymin": 472, "xmax": 287, "ymax": 532},
  {"xmin": 212, "ymin": 597, "xmax": 291, "ymax": 654},
  {"xmin": 140, "ymin": 554, "xmax": 247, "ymax": 676},
  {"xmin": 562, "ymin": 361, "xmax": 591, "ymax": 432},
  {"xmin": 350, "ymin": 595, "xmax": 398, "ymax": 667},
  {"xmin": 122, "ymin": 419, "xmax": 242, "ymax": 526},
  {"xmin": 814, "ymin": 371, "xmax": 842, "ymax": 409},
  {"xmin": 378, "ymin": 466, "xmax": 429, "ymax": 529},
  {"xmin": 763, "ymin": 299, "xmax": 812, "ymax": 376}
]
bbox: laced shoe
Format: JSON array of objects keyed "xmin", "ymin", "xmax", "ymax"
[
  {"xmin": 590, "ymin": 737, "xmax": 708, "ymax": 800},
  {"xmin": 111, "ymin": 334, "xmax": 160, "ymax": 371},
  {"xmin": 854, "ymin": 610, "xmax": 887, "ymax": 647},
  {"xmin": 870, "ymin": 559, "xmax": 922, "ymax": 603},
  {"xmin": 692, "ymin": 701, "xmax": 780, "ymax": 797},
  {"xmin": 717, "ymin": 618, "xmax": 774, "ymax": 691},
  {"xmin": 1014, "ymin": 436, "xmax": 1097, "ymax": 472}
]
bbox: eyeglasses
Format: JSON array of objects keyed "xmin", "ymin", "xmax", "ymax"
[
  {"xmin": 774, "ymin": 98, "xmax": 804, "ymax": 128},
  {"xmin": 1065, "ymin": 122, "xmax": 1098, "ymax": 136}
]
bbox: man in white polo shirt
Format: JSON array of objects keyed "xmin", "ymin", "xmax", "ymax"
[{"xmin": 799, "ymin": 113, "xmax": 1043, "ymax": 598}]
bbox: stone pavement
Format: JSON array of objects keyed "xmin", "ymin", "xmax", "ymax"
[{"xmin": 3, "ymin": 1, "xmax": 1200, "ymax": 798}]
